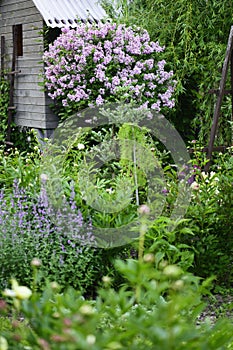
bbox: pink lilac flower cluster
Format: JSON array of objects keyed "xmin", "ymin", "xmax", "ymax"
[{"xmin": 43, "ymin": 22, "xmax": 176, "ymax": 117}]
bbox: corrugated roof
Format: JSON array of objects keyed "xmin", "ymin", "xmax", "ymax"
[{"xmin": 31, "ymin": 0, "xmax": 107, "ymax": 27}]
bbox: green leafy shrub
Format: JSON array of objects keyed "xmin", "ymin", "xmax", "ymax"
[
  {"xmin": 0, "ymin": 147, "xmax": 41, "ymax": 191},
  {"xmin": 174, "ymin": 148, "xmax": 233, "ymax": 287},
  {"xmin": 0, "ymin": 77, "xmax": 9, "ymax": 145},
  {"xmin": 0, "ymin": 76, "xmax": 39, "ymax": 152},
  {"xmin": 145, "ymin": 217, "xmax": 195, "ymax": 271}
]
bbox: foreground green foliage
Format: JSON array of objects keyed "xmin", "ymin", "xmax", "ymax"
[{"xmin": 1, "ymin": 258, "xmax": 233, "ymax": 350}]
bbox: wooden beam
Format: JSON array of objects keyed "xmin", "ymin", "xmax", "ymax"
[
  {"xmin": 208, "ymin": 88, "xmax": 232, "ymax": 95},
  {"xmin": 189, "ymin": 145, "xmax": 229, "ymax": 154},
  {"xmin": 231, "ymin": 41, "xmax": 233, "ymax": 126},
  {"xmin": 6, "ymin": 70, "xmax": 21, "ymax": 75},
  {"xmin": 1, "ymin": 36, "xmax": 5, "ymax": 78},
  {"xmin": 6, "ymin": 28, "xmax": 17, "ymax": 143}
]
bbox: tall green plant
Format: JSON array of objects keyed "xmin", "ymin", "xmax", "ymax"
[
  {"xmin": 0, "ymin": 77, "xmax": 9, "ymax": 145},
  {"xmin": 0, "ymin": 76, "xmax": 39, "ymax": 152}
]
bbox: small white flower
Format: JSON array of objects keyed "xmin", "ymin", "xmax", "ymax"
[
  {"xmin": 86, "ymin": 335, "xmax": 96, "ymax": 345},
  {"xmin": 106, "ymin": 188, "xmax": 114, "ymax": 194},
  {"xmin": 212, "ymin": 176, "xmax": 219, "ymax": 183},
  {"xmin": 40, "ymin": 173, "xmax": 48, "ymax": 182},
  {"xmin": 3, "ymin": 289, "xmax": 16, "ymax": 298},
  {"xmin": 201, "ymin": 171, "xmax": 208, "ymax": 180},
  {"xmin": 190, "ymin": 181, "xmax": 200, "ymax": 190},
  {"xmin": 210, "ymin": 171, "xmax": 216, "ymax": 178},
  {"xmin": 77, "ymin": 143, "xmax": 85, "ymax": 150}
]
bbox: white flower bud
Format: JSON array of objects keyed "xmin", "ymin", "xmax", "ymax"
[
  {"xmin": 163, "ymin": 265, "xmax": 183, "ymax": 278},
  {"xmin": 50, "ymin": 281, "xmax": 59, "ymax": 290},
  {"xmin": 31, "ymin": 258, "xmax": 41, "ymax": 267},
  {"xmin": 86, "ymin": 335, "xmax": 96, "ymax": 345},
  {"xmin": 143, "ymin": 253, "xmax": 155, "ymax": 263},
  {"xmin": 190, "ymin": 181, "xmax": 200, "ymax": 190},
  {"xmin": 14, "ymin": 286, "xmax": 32, "ymax": 300},
  {"xmin": 79, "ymin": 304, "xmax": 94, "ymax": 315},
  {"xmin": 138, "ymin": 204, "xmax": 150, "ymax": 215},
  {"xmin": 77, "ymin": 143, "xmax": 85, "ymax": 150},
  {"xmin": 0, "ymin": 336, "xmax": 8, "ymax": 350},
  {"xmin": 102, "ymin": 276, "xmax": 111, "ymax": 284}
]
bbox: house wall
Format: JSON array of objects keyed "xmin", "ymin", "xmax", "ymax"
[{"xmin": 0, "ymin": 0, "xmax": 58, "ymax": 130}]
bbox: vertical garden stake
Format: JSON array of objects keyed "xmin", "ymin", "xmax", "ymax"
[{"xmin": 205, "ymin": 26, "xmax": 233, "ymax": 171}]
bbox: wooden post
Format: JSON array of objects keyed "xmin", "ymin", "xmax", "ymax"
[
  {"xmin": 205, "ymin": 26, "xmax": 233, "ymax": 172},
  {"xmin": 231, "ymin": 40, "xmax": 233, "ymax": 141},
  {"xmin": 6, "ymin": 28, "xmax": 17, "ymax": 144},
  {"xmin": 1, "ymin": 36, "xmax": 5, "ymax": 78}
]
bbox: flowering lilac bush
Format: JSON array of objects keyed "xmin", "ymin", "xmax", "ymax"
[{"xmin": 43, "ymin": 22, "xmax": 176, "ymax": 118}]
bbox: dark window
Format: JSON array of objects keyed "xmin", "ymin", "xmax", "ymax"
[
  {"xmin": 43, "ymin": 24, "xmax": 61, "ymax": 50},
  {"xmin": 13, "ymin": 24, "xmax": 23, "ymax": 57}
]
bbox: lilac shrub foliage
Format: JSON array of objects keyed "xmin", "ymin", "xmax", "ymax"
[{"xmin": 43, "ymin": 22, "xmax": 176, "ymax": 117}]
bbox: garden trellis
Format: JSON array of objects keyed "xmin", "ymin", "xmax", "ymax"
[{"xmin": 204, "ymin": 25, "xmax": 233, "ymax": 171}]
